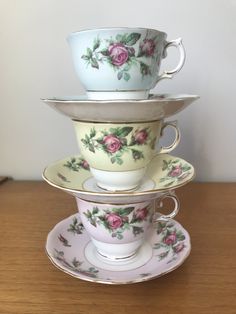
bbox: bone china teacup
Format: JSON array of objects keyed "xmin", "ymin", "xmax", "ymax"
[
  {"xmin": 76, "ymin": 192, "xmax": 179, "ymax": 260},
  {"xmin": 67, "ymin": 27, "xmax": 186, "ymax": 100},
  {"xmin": 73, "ymin": 119, "xmax": 180, "ymax": 191}
]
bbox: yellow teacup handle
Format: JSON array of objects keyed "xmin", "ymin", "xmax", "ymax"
[
  {"xmin": 156, "ymin": 38, "xmax": 186, "ymax": 83},
  {"xmin": 159, "ymin": 120, "xmax": 181, "ymax": 154},
  {"xmin": 153, "ymin": 192, "xmax": 180, "ymax": 222}
]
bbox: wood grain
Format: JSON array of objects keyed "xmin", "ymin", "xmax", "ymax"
[{"xmin": 0, "ymin": 181, "xmax": 235, "ymax": 314}]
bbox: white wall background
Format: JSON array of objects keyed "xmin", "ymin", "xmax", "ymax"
[{"xmin": 0, "ymin": 0, "xmax": 235, "ymax": 181}]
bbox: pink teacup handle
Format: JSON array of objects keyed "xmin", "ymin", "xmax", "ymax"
[
  {"xmin": 156, "ymin": 38, "xmax": 186, "ymax": 83},
  {"xmin": 159, "ymin": 120, "xmax": 181, "ymax": 154},
  {"xmin": 153, "ymin": 192, "xmax": 180, "ymax": 222}
]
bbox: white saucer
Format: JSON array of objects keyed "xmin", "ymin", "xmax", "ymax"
[
  {"xmin": 42, "ymin": 94, "xmax": 199, "ymax": 122},
  {"xmin": 43, "ymin": 153, "xmax": 195, "ymax": 203},
  {"xmin": 46, "ymin": 213, "xmax": 191, "ymax": 285}
]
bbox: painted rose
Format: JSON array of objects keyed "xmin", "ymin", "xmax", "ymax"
[
  {"xmin": 164, "ymin": 232, "xmax": 177, "ymax": 245},
  {"xmin": 134, "ymin": 129, "xmax": 148, "ymax": 144},
  {"xmin": 105, "ymin": 213, "xmax": 123, "ymax": 229},
  {"xmin": 168, "ymin": 165, "xmax": 182, "ymax": 177},
  {"xmin": 134, "ymin": 207, "xmax": 149, "ymax": 220},
  {"xmin": 81, "ymin": 159, "xmax": 89, "ymax": 170},
  {"xmin": 140, "ymin": 39, "xmax": 156, "ymax": 56},
  {"xmin": 108, "ymin": 43, "xmax": 129, "ymax": 66},
  {"xmin": 103, "ymin": 134, "xmax": 122, "ymax": 153},
  {"xmin": 173, "ymin": 242, "xmax": 185, "ymax": 253}
]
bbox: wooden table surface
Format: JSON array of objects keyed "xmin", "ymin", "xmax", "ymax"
[{"xmin": 0, "ymin": 181, "xmax": 235, "ymax": 314}]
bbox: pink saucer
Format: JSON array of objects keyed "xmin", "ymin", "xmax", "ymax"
[{"xmin": 46, "ymin": 213, "xmax": 191, "ymax": 285}]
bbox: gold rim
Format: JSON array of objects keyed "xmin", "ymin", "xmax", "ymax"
[
  {"xmin": 86, "ymin": 89, "xmax": 148, "ymax": 92},
  {"xmin": 45, "ymin": 215, "xmax": 191, "ymax": 285},
  {"xmin": 45, "ymin": 248, "xmax": 191, "ymax": 285},
  {"xmin": 42, "ymin": 168, "xmax": 195, "ymax": 197},
  {"xmin": 41, "ymin": 94, "xmax": 199, "ymax": 104},
  {"xmin": 67, "ymin": 27, "xmax": 167, "ymax": 36}
]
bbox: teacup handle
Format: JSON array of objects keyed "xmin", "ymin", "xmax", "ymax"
[
  {"xmin": 156, "ymin": 38, "xmax": 186, "ymax": 83},
  {"xmin": 159, "ymin": 120, "xmax": 181, "ymax": 154},
  {"xmin": 153, "ymin": 192, "xmax": 180, "ymax": 222}
]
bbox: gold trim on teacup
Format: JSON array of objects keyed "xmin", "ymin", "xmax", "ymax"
[
  {"xmin": 86, "ymin": 88, "xmax": 149, "ymax": 92},
  {"xmin": 68, "ymin": 27, "xmax": 167, "ymax": 36},
  {"xmin": 95, "ymin": 182, "xmax": 141, "ymax": 192}
]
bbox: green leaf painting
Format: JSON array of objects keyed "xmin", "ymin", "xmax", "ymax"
[
  {"xmin": 80, "ymin": 126, "xmax": 155, "ymax": 165},
  {"xmin": 81, "ymin": 32, "xmax": 158, "ymax": 81}
]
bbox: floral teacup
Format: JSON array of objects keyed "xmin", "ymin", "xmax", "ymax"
[
  {"xmin": 67, "ymin": 27, "xmax": 185, "ymax": 100},
  {"xmin": 76, "ymin": 192, "xmax": 179, "ymax": 260},
  {"xmin": 73, "ymin": 119, "xmax": 180, "ymax": 191}
]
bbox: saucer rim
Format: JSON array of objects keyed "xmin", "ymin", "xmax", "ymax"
[
  {"xmin": 45, "ymin": 213, "xmax": 191, "ymax": 285},
  {"xmin": 45, "ymin": 247, "xmax": 191, "ymax": 285},
  {"xmin": 42, "ymin": 153, "xmax": 195, "ymax": 197},
  {"xmin": 41, "ymin": 93, "xmax": 199, "ymax": 104}
]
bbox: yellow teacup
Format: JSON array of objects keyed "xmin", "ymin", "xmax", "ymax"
[{"xmin": 73, "ymin": 119, "xmax": 180, "ymax": 191}]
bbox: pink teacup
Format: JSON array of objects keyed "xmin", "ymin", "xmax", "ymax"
[{"xmin": 76, "ymin": 192, "xmax": 179, "ymax": 261}]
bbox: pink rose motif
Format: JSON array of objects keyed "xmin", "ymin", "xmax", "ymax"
[
  {"xmin": 173, "ymin": 242, "xmax": 185, "ymax": 253},
  {"xmin": 134, "ymin": 207, "xmax": 149, "ymax": 220},
  {"xmin": 103, "ymin": 134, "xmax": 122, "ymax": 153},
  {"xmin": 81, "ymin": 159, "xmax": 89, "ymax": 170},
  {"xmin": 105, "ymin": 213, "xmax": 123, "ymax": 229},
  {"xmin": 164, "ymin": 232, "xmax": 177, "ymax": 245},
  {"xmin": 168, "ymin": 165, "xmax": 183, "ymax": 177},
  {"xmin": 134, "ymin": 129, "xmax": 148, "ymax": 145},
  {"xmin": 108, "ymin": 43, "xmax": 129, "ymax": 66},
  {"xmin": 140, "ymin": 39, "xmax": 156, "ymax": 56}
]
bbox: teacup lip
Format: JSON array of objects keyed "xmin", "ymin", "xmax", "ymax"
[{"xmin": 67, "ymin": 26, "xmax": 167, "ymax": 38}]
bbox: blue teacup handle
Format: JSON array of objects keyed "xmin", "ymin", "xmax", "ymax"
[{"xmin": 156, "ymin": 38, "xmax": 186, "ymax": 83}]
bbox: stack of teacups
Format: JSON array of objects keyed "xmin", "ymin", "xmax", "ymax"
[{"xmin": 43, "ymin": 27, "xmax": 198, "ymax": 268}]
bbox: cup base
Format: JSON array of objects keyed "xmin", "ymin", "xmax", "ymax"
[
  {"xmin": 90, "ymin": 167, "xmax": 147, "ymax": 191},
  {"xmin": 91, "ymin": 237, "xmax": 144, "ymax": 261},
  {"xmin": 84, "ymin": 240, "xmax": 153, "ymax": 271},
  {"xmin": 86, "ymin": 90, "xmax": 149, "ymax": 100},
  {"xmin": 96, "ymin": 248, "xmax": 138, "ymax": 262}
]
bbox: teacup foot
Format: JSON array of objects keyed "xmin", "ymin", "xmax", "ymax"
[
  {"xmin": 86, "ymin": 90, "xmax": 149, "ymax": 100},
  {"xmin": 91, "ymin": 237, "xmax": 144, "ymax": 261},
  {"xmin": 85, "ymin": 239, "xmax": 153, "ymax": 270},
  {"xmin": 90, "ymin": 167, "xmax": 146, "ymax": 191}
]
